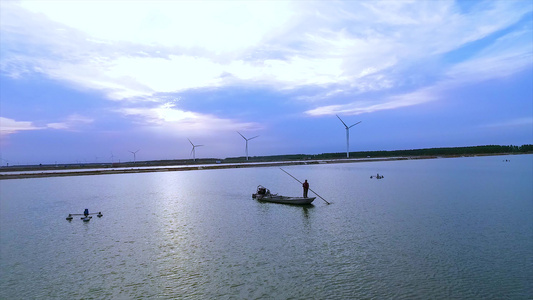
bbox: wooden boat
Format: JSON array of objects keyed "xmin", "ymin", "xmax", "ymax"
[{"xmin": 252, "ymin": 185, "xmax": 315, "ymax": 205}]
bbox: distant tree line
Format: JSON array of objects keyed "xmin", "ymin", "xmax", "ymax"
[
  {"xmin": 314, "ymin": 144, "xmax": 533, "ymax": 160},
  {"xmin": 232, "ymin": 144, "xmax": 533, "ymax": 161},
  {"xmin": 3, "ymin": 144, "xmax": 532, "ymax": 171}
]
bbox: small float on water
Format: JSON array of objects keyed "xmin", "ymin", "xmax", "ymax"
[
  {"xmin": 252, "ymin": 185, "xmax": 315, "ymax": 205},
  {"xmin": 370, "ymin": 173, "xmax": 384, "ymax": 179},
  {"xmin": 66, "ymin": 209, "xmax": 103, "ymax": 221}
]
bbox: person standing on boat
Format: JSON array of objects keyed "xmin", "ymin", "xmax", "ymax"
[
  {"xmin": 302, "ymin": 180, "xmax": 309, "ymax": 198},
  {"xmin": 84, "ymin": 208, "xmax": 89, "ymax": 217}
]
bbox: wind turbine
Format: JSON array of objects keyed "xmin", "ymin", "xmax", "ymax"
[
  {"xmin": 128, "ymin": 149, "xmax": 139, "ymax": 163},
  {"xmin": 188, "ymin": 139, "xmax": 203, "ymax": 162},
  {"xmin": 110, "ymin": 151, "xmax": 118, "ymax": 165},
  {"xmin": 336, "ymin": 115, "xmax": 361, "ymax": 158},
  {"xmin": 237, "ymin": 131, "xmax": 259, "ymax": 161}
]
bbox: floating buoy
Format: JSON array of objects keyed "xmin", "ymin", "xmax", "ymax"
[{"xmin": 66, "ymin": 210, "xmax": 103, "ymax": 221}]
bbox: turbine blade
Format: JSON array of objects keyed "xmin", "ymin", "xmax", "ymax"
[
  {"xmin": 237, "ymin": 131, "xmax": 246, "ymax": 140},
  {"xmin": 188, "ymin": 138, "xmax": 194, "ymax": 146},
  {"xmin": 336, "ymin": 115, "xmax": 348, "ymax": 128},
  {"xmin": 196, "ymin": 145, "xmax": 204, "ymax": 147},
  {"xmin": 348, "ymin": 121, "xmax": 362, "ymax": 128},
  {"xmin": 249, "ymin": 135, "xmax": 259, "ymax": 140}
]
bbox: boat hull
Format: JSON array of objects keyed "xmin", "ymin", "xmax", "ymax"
[{"xmin": 253, "ymin": 194, "xmax": 315, "ymax": 205}]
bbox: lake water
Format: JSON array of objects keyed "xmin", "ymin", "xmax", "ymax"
[{"xmin": 1, "ymin": 155, "xmax": 532, "ymax": 299}]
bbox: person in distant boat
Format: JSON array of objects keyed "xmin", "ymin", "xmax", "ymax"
[
  {"xmin": 302, "ymin": 180, "xmax": 309, "ymax": 198},
  {"xmin": 84, "ymin": 208, "xmax": 89, "ymax": 217}
]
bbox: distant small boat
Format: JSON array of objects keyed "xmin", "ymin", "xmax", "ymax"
[
  {"xmin": 370, "ymin": 173, "xmax": 384, "ymax": 179},
  {"xmin": 252, "ymin": 185, "xmax": 315, "ymax": 205}
]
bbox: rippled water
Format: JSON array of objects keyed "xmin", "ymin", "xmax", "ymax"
[{"xmin": 1, "ymin": 155, "xmax": 532, "ymax": 299}]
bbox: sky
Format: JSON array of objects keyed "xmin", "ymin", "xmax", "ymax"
[{"xmin": 1, "ymin": 0, "xmax": 532, "ymax": 165}]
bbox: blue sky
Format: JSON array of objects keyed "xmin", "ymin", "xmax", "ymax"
[{"xmin": 1, "ymin": 0, "xmax": 532, "ymax": 165}]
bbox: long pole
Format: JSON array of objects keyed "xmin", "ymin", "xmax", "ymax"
[{"xmin": 279, "ymin": 168, "xmax": 330, "ymax": 204}]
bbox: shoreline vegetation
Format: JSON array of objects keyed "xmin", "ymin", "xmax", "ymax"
[{"xmin": 1, "ymin": 144, "xmax": 531, "ymax": 180}]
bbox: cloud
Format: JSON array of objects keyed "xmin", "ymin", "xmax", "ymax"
[
  {"xmin": 0, "ymin": 114, "xmax": 94, "ymax": 137},
  {"xmin": 15, "ymin": 1, "xmax": 294, "ymax": 52},
  {"xmin": 305, "ymin": 6, "xmax": 533, "ymax": 117},
  {"xmin": 445, "ymin": 28, "xmax": 533, "ymax": 82},
  {"xmin": 0, "ymin": 117, "xmax": 44, "ymax": 136},
  {"xmin": 305, "ymin": 87, "xmax": 436, "ymax": 116},
  {"xmin": 1, "ymin": 0, "xmax": 531, "ymax": 118},
  {"xmin": 481, "ymin": 117, "xmax": 533, "ymax": 128},
  {"xmin": 46, "ymin": 114, "xmax": 94, "ymax": 130},
  {"xmin": 118, "ymin": 102, "xmax": 261, "ymax": 135}
]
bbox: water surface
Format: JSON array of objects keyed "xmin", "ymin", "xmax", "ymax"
[{"xmin": 1, "ymin": 155, "xmax": 532, "ymax": 299}]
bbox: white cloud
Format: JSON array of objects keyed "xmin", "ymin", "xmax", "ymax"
[
  {"xmin": 306, "ymin": 87, "xmax": 436, "ymax": 116},
  {"xmin": 445, "ymin": 28, "xmax": 533, "ymax": 82},
  {"xmin": 0, "ymin": 114, "xmax": 94, "ymax": 137},
  {"xmin": 305, "ymin": 8, "xmax": 533, "ymax": 117},
  {"xmin": 305, "ymin": 40, "xmax": 532, "ymax": 117},
  {"xmin": 481, "ymin": 117, "xmax": 533, "ymax": 128},
  {"xmin": 118, "ymin": 102, "xmax": 261, "ymax": 135},
  {"xmin": 16, "ymin": 1, "xmax": 294, "ymax": 52},
  {"xmin": 1, "ymin": 0, "xmax": 531, "ymax": 117},
  {"xmin": 46, "ymin": 114, "xmax": 94, "ymax": 130},
  {"xmin": 0, "ymin": 117, "xmax": 44, "ymax": 136},
  {"xmin": 107, "ymin": 55, "xmax": 225, "ymax": 95}
]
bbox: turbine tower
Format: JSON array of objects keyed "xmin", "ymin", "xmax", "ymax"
[
  {"xmin": 128, "ymin": 149, "xmax": 139, "ymax": 163},
  {"xmin": 237, "ymin": 132, "xmax": 259, "ymax": 161},
  {"xmin": 336, "ymin": 115, "xmax": 361, "ymax": 158},
  {"xmin": 188, "ymin": 139, "xmax": 203, "ymax": 162}
]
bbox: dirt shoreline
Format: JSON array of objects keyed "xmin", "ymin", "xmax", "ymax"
[{"xmin": 0, "ymin": 154, "xmax": 515, "ymax": 180}]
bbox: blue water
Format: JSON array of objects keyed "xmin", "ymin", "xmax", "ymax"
[{"xmin": 1, "ymin": 155, "xmax": 532, "ymax": 299}]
